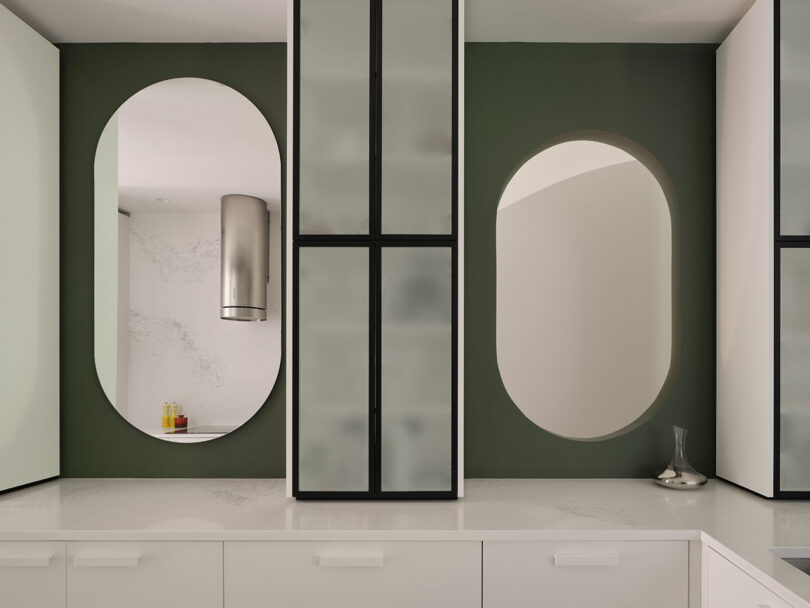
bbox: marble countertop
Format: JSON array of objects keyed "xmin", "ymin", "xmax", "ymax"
[{"xmin": 1, "ymin": 478, "xmax": 808, "ymax": 605}]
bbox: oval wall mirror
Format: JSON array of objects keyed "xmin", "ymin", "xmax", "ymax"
[
  {"xmin": 93, "ymin": 77, "xmax": 282, "ymax": 443},
  {"xmin": 496, "ymin": 137, "xmax": 674, "ymax": 440}
]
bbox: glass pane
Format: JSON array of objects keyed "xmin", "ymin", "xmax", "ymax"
[
  {"xmin": 299, "ymin": 0, "xmax": 369, "ymax": 234},
  {"xmin": 299, "ymin": 247, "xmax": 369, "ymax": 491},
  {"xmin": 381, "ymin": 247, "xmax": 452, "ymax": 492},
  {"xmin": 381, "ymin": 0, "xmax": 453, "ymax": 234},
  {"xmin": 780, "ymin": 0, "xmax": 810, "ymax": 234},
  {"xmin": 780, "ymin": 249, "xmax": 810, "ymax": 492}
]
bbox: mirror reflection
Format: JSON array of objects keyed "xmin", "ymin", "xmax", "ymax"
[
  {"xmin": 496, "ymin": 138, "xmax": 673, "ymax": 440},
  {"xmin": 94, "ymin": 78, "xmax": 282, "ymax": 443}
]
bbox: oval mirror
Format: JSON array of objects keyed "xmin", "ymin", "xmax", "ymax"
[
  {"xmin": 496, "ymin": 138, "xmax": 673, "ymax": 440},
  {"xmin": 93, "ymin": 78, "xmax": 281, "ymax": 443}
]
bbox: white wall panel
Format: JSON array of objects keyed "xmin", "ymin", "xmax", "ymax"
[
  {"xmin": 0, "ymin": 4, "xmax": 60, "ymax": 492},
  {"xmin": 716, "ymin": 0, "xmax": 774, "ymax": 497}
]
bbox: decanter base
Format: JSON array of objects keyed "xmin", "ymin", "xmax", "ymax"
[{"xmin": 655, "ymin": 467, "xmax": 708, "ymax": 490}]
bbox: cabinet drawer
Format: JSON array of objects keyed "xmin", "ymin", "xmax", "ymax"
[
  {"xmin": 707, "ymin": 548, "xmax": 794, "ymax": 608},
  {"xmin": 224, "ymin": 541, "xmax": 481, "ymax": 608},
  {"xmin": 484, "ymin": 540, "xmax": 688, "ymax": 608},
  {"xmin": 67, "ymin": 541, "xmax": 222, "ymax": 608},
  {"xmin": 0, "ymin": 541, "xmax": 66, "ymax": 608}
]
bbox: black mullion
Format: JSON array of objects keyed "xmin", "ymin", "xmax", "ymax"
[
  {"xmin": 372, "ymin": 0, "xmax": 382, "ymax": 240},
  {"xmin": 371, "ymin": 0, "xmax": 384, "ymax": 493},
  {"xmin": 451, "ymin": 0, "xmax": 458, "ymax": 241},
  {"xmin": 297, "ymin": 235, "xmax": 456, "ymax": 245},
  {"xmin": 776, "ymin": 235, "xmax": 810, "ymax": 243},
  {"xmin": 773, "ymin": 0, "xmax": 782, "ymax": 497},
  {"xmin": 296, "ymin": 491, "xmax": 456, "ymax": 500}
]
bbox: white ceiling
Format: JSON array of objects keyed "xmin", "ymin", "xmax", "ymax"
[
  {"xmin": 466, "ymin": 0, "xmax": 757, "ymax": 43},
  {"xmin": 0, "ymin": 0, "xmax": 287, "ymax": 43},
  {"xmin": 115, "ymin": 78, "xmax": 281, "ymax": 214},
  {"xmin": 2, "ymin": 0, "xmax": 756, "ymax": 44}
]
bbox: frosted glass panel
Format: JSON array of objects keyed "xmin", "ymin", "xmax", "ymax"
[
  {"xmin": 780, "ymin": 0, "xmax": 810, "ymax": 234},
  {"xmin": 299, "ymin": 0, "xmax": 369, "ymax": 234},
  {"xmin": 779, "ymin": 249, "xmax": 810, "ymax": 492},
  {"xmin": 381, "ymin": 247, "xmax": 452, "ymax": 492},
  {"xmin": 299, "ymin": 247, "xmax": 369, "ymax": 491},
  {"xmin": 381, "ymin": 0, "xmax": 453, "ymax": 234}
]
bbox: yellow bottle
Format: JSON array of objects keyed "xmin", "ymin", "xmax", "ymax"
[
  {"xmin": 169, "ymin": 403, "xmax": 177, "ymax": 429},
  {"xmin": 161, "ymin": 403, "xmax": 170, "ymax": 429}
]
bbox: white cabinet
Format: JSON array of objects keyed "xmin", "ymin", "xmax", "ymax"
[
  {"xmin": 0, "ymin": 0, "xmax": 60, "ymax": 494},
  {"xmin": 483, "ymin": 540, "xmax": 689, "ymax": 608},
  {"xmin": 224, "ymin": 541, "xmax": 481, "ymax": 608},
  {"xmin": 67, "ymin": 542, "xmax": 222, "ymax": 608},
  {"xmin": 0, "ymin": 542, "xmax": 66, "ymax": 608},
  {"xmin": 706, "ymin": 548, "xmax": 794, "ymax": 608}
]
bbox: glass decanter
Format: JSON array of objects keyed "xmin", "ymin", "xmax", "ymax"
[{"xmin": 655, "ymin": 426, "xmax": 708, "ymax": 490}]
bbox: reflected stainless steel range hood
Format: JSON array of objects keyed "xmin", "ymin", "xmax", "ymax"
[{"xmin": 220, "ymin": 194, "xmax": 269, "ymax": 321}]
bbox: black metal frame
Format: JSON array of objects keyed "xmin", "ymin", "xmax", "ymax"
[
  {"xmin": 292, "ymin": 0, "xmax": 459, "ymax": 500},
  {"xmin": 773, "ymin": 0, "xmax": 810, "ymax": 499}
]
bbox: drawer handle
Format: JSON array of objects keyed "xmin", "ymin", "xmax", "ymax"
[
  {"xmin": 0, "ymin": 555, "xmax": 52, "ymax": 567},
  {"xmin": 73, "ymin": 553, "xmax": 140, "ymax": 567},
  {"xmin": 553, "ymin": 552, "xmax": 619, "ymax": 567},
  {"xmin": 318, "ymin": 552, "xmax": 384, "ymax": 568}
]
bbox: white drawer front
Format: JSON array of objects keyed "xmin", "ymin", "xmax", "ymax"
[
  {"xmin": 707, "ymin": 549, "xmax": 794, "ymax": 608},
  {"xmin": 224, "ymin": 541, "xmax": 481, "ymax": 608},
  {"xmin": 67, "ymin": 542, "xmax": 222, "ymax": 608},
  {"xmin": 0, "ymin": 541, "xmax": 66, "ymax": 608},
  {"xmin": 484, "ymin": 540, "xmax": 688, "ymax": 608}
]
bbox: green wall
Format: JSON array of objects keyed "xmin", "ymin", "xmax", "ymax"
[
  {"xmin": 464, "ymin": 43, "xmax": 717, "ymax": 477},
  {"xmin": 59, "ymin": 44, "xmax": 286, "ymax": 477},
  {"xmin": 60, "ymin": 42, "xmax": 716, "ymax": 479}
]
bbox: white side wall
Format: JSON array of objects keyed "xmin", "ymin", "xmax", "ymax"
[
  {"xmin": 0, "ymin": 4, "xmax": 60, "ymax": 492},
  {"xmin": 117, "ymin": 213, "xmax": 130, "ymax": 415},
  {"xmin": 94, "ymin": 114, "xmax": 119, "ymax": 409},
  {"xmin": 716, "ymin": 0, "xmax": 775, "ymax": 497}
]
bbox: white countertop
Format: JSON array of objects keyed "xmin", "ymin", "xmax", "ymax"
[{"xmin": 1, "ymin": 478, "xmax": 808, "ymax": 605}]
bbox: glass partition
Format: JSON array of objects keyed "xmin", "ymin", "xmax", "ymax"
[
  {"xmin": 298, "ymin": 247, "xmax": 370, "ymax": 491},
  {"xmin": 299, "ymin": 0, "xmax": 370, "ymax": 234}
]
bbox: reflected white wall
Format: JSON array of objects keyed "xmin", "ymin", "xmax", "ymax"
[
  {"xmin": 94, "ymin": 114, "xmax": 119, "ymax": 408},
  {"xmin": 496, "ymin": 140, "xmax": 672, "ymax": 440}
]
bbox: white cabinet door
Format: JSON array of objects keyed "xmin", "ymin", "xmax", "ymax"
[
  {"xmin": 0, "ymin": 0, "xmax": 60, "ymax": 494},
  {"xmin": 67, "ymin": 542, "xmax": 222, "ymax": 608},
  {"xmin": 484, "ymin": 540, "xmax": 688, "ymax": 608},
  {"xmin": 706, "ymin": 548, "xmax": 794, "ymax": 608},
  {"xmin": 224, "ymin": 541, "xmax": 481, "ymax": 608},
  {"xmin": 0, "ymin": 542, "xmax": 66, "ymax": 608}
]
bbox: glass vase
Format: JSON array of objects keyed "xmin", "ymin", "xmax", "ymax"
[{"xmin": 655, "ymin": 426, "xmax": 708, "ymax": 490}]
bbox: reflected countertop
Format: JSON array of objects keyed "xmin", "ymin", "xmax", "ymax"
[{"xmin": 0, "ymin": 478, "xmax": 809, "ymax": 604}]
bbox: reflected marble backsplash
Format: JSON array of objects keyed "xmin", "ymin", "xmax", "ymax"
[
  {"xmin": 125, "ymin": 211, "xmax": 280, "ymax": 432},
  {"xmin": 129, "ymin": 216, "xmax": 218, "ymax": 283},
  {"xmin": 129, "ymin": 310, "xmax": 224, "ymax": 389}
]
